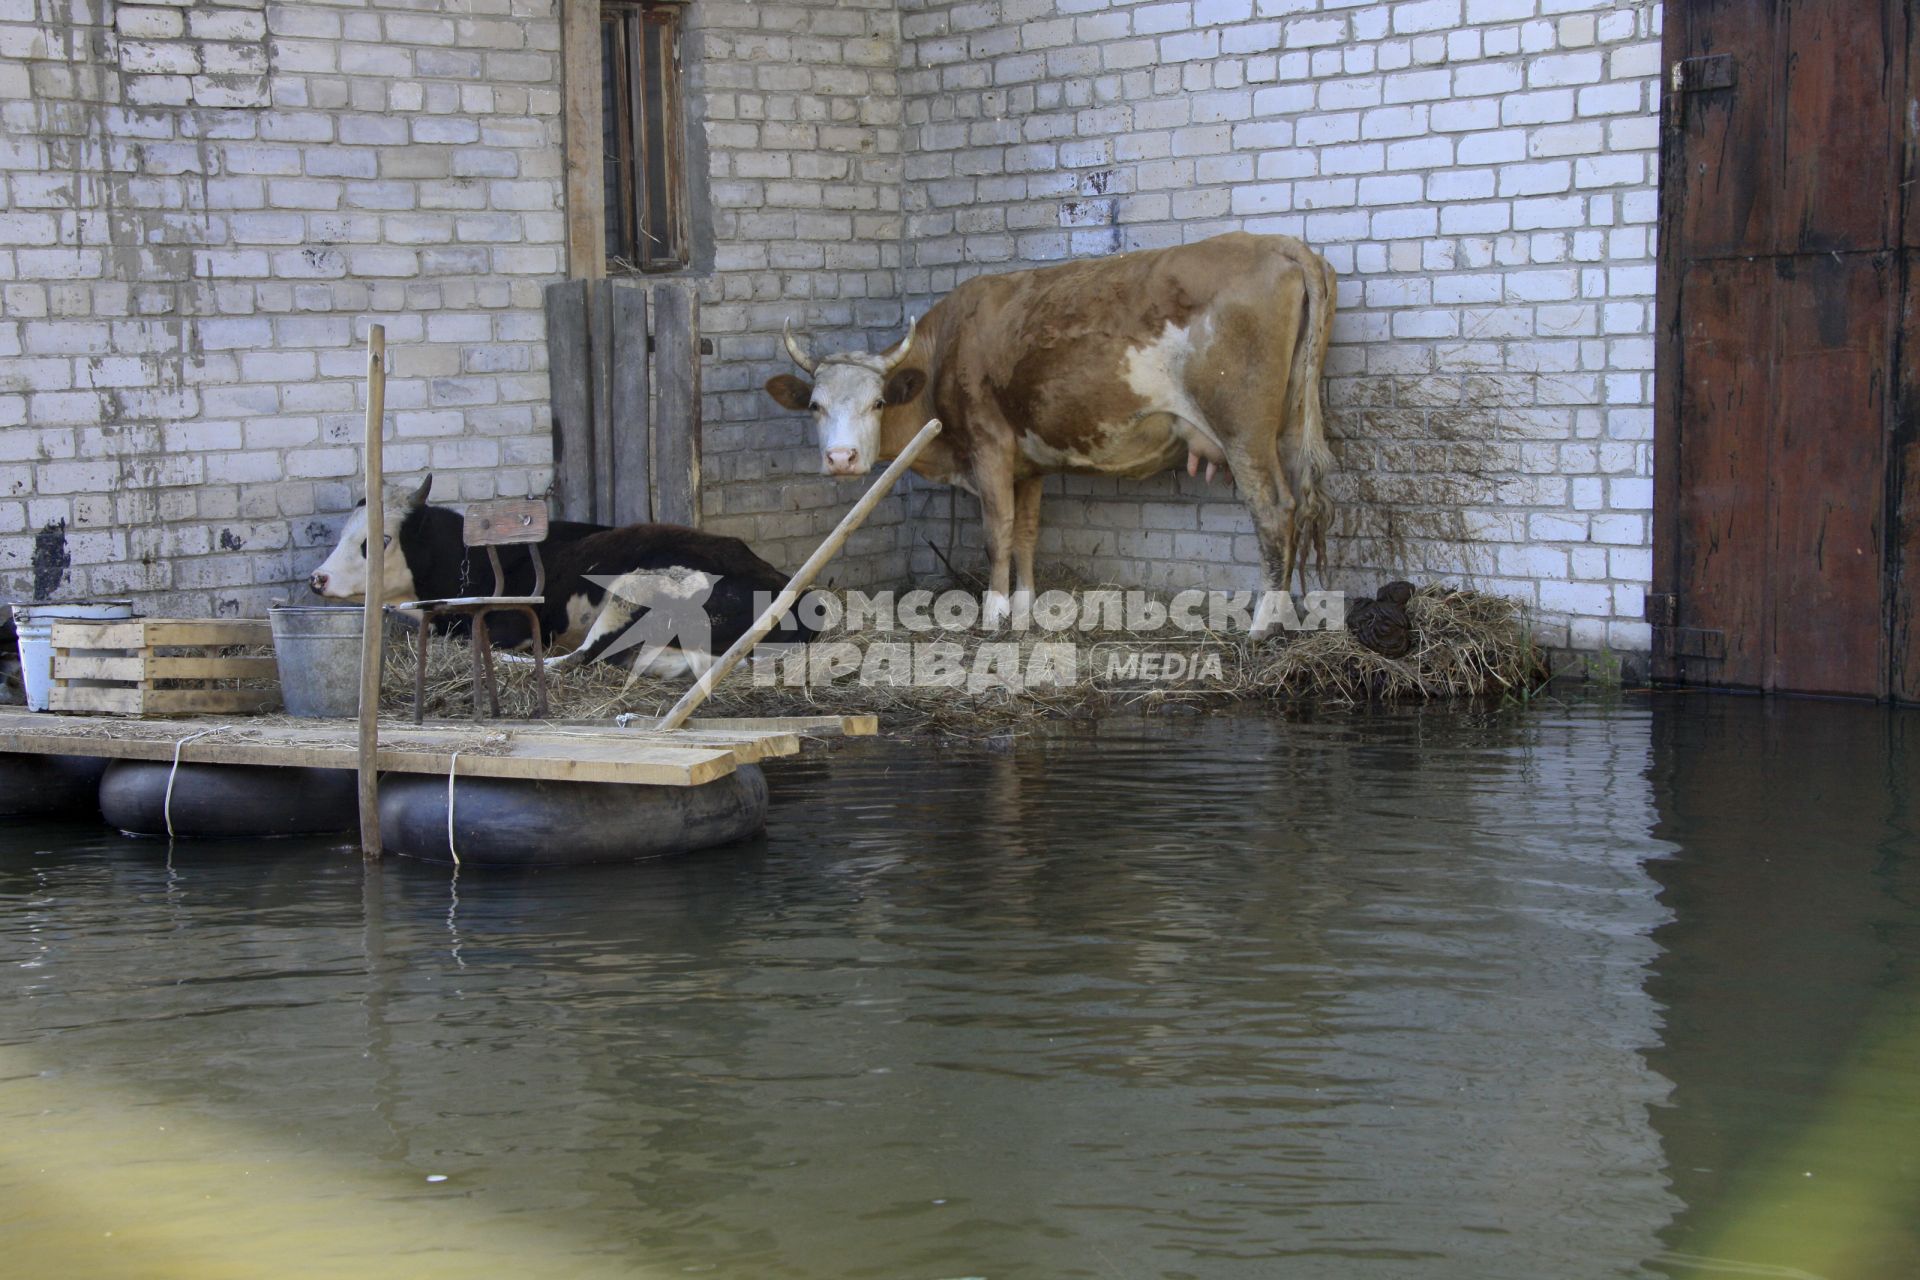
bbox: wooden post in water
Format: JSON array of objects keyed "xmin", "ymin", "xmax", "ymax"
[
  {"xmin": 357, "ymin": 326, "xmax": 387, "ymax": 859},
  {"xmin": 655, "ymin": 418, "xmax": 943, "ymax": 733}
]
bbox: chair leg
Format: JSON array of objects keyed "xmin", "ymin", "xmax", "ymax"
[
  {"xmin": 525, "ymin": 607, "xmax": 550, "ymax": 719},
  {"xmin": 475, "ymin": 612, "xmax": 502, "ymax": 718},
  {"xmin": 413, "ymin": 613, "xmax": 430, "ymax": 725}
]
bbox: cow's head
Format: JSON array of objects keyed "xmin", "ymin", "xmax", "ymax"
[
  {"xmin": 765, "ymin": 320, "xmax": 925, "ymax": 477},
  {"xmin": 307, "ymin": 474, "xmax": 430, "ymax": 603}
]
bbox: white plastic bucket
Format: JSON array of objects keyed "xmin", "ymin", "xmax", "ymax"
[{"xmin": 13, "ymin": 600, "xmax": 135, "ymax": 711}]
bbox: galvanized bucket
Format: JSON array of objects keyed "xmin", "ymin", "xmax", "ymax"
[
  {"xmin": 269, "ymin": 606, "xmax": 365, "ymax": 718},
  {"xmin": 13, "ymin": 600, "xmax": 135, "ymax": 711}
]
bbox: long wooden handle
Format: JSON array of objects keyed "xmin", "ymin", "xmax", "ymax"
[
  {"xmin": 655, "ymin": 418, "xmax": 943, "ymax": 732},
  {"xmin": 357, "ymin": 326, "xmax": 387, "ymax": 859}
]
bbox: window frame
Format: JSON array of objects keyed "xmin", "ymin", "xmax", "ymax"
[{"xmin": 600, "ymin": 0, "xmax": 689, "ymax": 274}]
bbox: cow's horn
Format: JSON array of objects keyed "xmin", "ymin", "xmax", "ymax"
[
  {"xmin": 884, "ymin": 316, "xmax": 916, "ymax": 370},
  {"xmin": 782, "ymin": 318, "xmax": 816, "ymax": 375}
]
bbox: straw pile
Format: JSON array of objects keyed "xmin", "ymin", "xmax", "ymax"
[{"xmin": 377, "ymin": 583, "xmax": 1549, "ymax": 737}]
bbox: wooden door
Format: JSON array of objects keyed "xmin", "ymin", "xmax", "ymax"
[
  {"xmin": 1656, "ymin": 0, "xmax": 1919, "ymax": 701},
  {"xmin": 543, "ymin": 278, "xmax": 702, "ymax": 528}
]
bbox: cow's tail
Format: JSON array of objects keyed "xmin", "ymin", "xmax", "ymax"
[{"xmin": 1284, "ymin": 246, "xmax": 1337, "ymax": 590}]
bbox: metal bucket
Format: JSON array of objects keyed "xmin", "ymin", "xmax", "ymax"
[
  {"xmin": 13, "ymin": 600, "xmax": 134, "ymax": 711},
  {"xmin": 269, "ymin": 606, "xmax": 366, "ymax": 718}
]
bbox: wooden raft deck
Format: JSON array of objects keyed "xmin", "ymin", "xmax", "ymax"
[{"xmin": 0, "ymin": 710, "xmax": 877, "ymax": 788}]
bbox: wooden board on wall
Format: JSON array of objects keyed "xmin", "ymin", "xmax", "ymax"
[
  {"xmin": 545, "ymin": 279, "xmax": 594, "ymax": 524},
  {"xmin": 1891, "ymin": 254, "xmax": 1920, "ymax": 704},
  {"xmin": 1767, "ymin": 254, "xmax": 1891, "ymax": 697},
  {"xmin": 650, "ymin": 280, "xmax": 701, "ymax": 528},
  {"xmin": 543, "ymin": 277, "xmax": 701, "ymax": 529},
  {"xmin": 612, "ymin": 282, "xmax": 653, "ymax": 525}
]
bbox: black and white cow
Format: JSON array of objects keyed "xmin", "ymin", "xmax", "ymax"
[{"xmin": 308, "ymin": 475, "xmax": 811, "ymax": 679}]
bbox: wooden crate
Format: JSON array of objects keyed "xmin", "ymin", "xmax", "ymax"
[{"xmin": 49, "ymin": 619, "xmax": 281, "ymax": 716}]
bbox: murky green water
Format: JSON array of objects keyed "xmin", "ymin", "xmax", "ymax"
[{"xmin": 1, "ymin": 695, "xmax": 1916, "ymax": 1279}]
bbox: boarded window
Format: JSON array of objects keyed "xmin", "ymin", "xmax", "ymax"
[{"xmin": 601, "ymin": 1, "xmax": 687, "ymax": 272}]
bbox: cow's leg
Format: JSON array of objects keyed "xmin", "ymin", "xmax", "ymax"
[
  {"xmin": 547, "ymin": 593, "xmax": 635, "ymax": 673},
  {"xmin": 1011, "ymin": 476, "xmax": 1043, "ymax": 618},
  {"xmin": 1220, "ymin": 436, "xmax": 1299, "ymax": 638},
  {"xmin": 976, "ymin": 469, "xmax": 1017, "ymax": 629}
]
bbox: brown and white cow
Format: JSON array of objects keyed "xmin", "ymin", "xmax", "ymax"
[{"xmin": 766, "ymin": 231, "xmax": 1336, "ymax": 628}]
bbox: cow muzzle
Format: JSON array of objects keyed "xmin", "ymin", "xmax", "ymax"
[
  {"xmin": 824, "ymin": 447, "xmax": 866, "ymax": 476},
  {"xmin": 309, "ymin": 571, "xmax": 330, "ymax": 595}
]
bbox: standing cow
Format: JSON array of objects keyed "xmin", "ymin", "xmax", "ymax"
[{"xmin": 765, "ymin": 231, "xmax": 1336, "ymax": 628}]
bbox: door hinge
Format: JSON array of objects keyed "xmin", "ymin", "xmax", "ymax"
[{"xmin": 1671, "ymin": 54, "xmax": 1736, "ymax": 94}]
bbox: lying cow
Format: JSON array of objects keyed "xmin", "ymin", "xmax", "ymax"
[
  {"xmin": 766, "ymin": 231, "xmax": 1335, "ymax": 629},
  {"xmin": 308, "ymin": 475, "xmax": 810, "ymax": 679}
]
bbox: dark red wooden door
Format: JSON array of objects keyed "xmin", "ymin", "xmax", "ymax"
[{"xmin": 1656, "ymin": 0, "xmax": 1919, "ymax": 701}]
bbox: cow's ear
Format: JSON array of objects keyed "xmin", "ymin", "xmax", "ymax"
[
  {"xmin": 765, "ymin": 375, "xmax": 814, "ymax": 412},
  {"xmin": 408, "ymin": 473, "xmax": 432, "ymax": 508},
  {"xmin": 883, "ymin": 367, "xmax": 926, "ymax": 406}
]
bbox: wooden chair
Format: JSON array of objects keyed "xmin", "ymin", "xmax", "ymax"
[{"xmin": 391, "ymin": 499, "xmax": 551, "ymax": 724}]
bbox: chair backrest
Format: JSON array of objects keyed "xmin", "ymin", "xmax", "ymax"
[{"xmin": 463, "ymin": 499, "xmax": 550, "ymax": 598}]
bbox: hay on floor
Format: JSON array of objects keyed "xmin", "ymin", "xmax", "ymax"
[{"xmin": 378, "ymin": 585, "xmax": 1549, "ymax": 737}]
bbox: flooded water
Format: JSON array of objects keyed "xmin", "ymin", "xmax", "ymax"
[{"xmin": 1, "ymin": 694, "xmax": 1916, "ymax": 1280}]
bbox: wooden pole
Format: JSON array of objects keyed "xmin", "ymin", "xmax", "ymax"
[
  {"xmin": 655, "ymin": 418, "xmax": 943, "ymax": 733},
  {"xmin": 357, "ymin": 325, "xmax": 387, "ymax": 859}
]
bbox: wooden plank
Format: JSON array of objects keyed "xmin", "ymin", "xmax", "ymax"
[
  {"xmin": 52, "ymin": 654, "xmax": 278, "ymax": 681},
  {"xmin": 141, "ymin": 620, "xmax": 272, "ymax": 646},
  {"xmin": 1780, "ymin": 0, "xmax": 1900, "ymax": 255},
  {"xmin": 1672, "ymin": 257, "xmax": 1772, "ymax": 690},
  {"xmin": 1669, "ymin": 0, "xmax": 1778, "ymax": 259},
  {"xmin": 51, "ymin": 620, "xmax": 271, "ymax": 649},
  {"xmin": 545, "ymin": 279, "xmax": 594, "ymax": 523},
  {"xmin": 50, "ymin": 622, "xmax": 150, "ymax": 649},
  {"xmin": 52, "ymin": 655, "xmax": 147, "ymax": 681},
  {"xmin": 1768, "ymin": 254, "xmax": 1890, "ymax": 698},
  {"xmin": 657, "ymin": 420, "xmax": 942, "ymax": 731},
  {"xmin": 684, "ymin": 714, "xmax": 878, "ymax": 736},
  {"xmin": 611, "ymin": 281, "xmax": 653, "ymax": 525},
  {"xmin": 1896, "ymin": 250, "xmax": 1920, "ymax": 704},
  {"xmin": 514, "ymin": 727, "xmax": 798, "ymax": 764},
  {"xmin": 650, "ymin": 279, "xmax": 701, "ymax": 527},
  {"xmin": 361, "ymin": 324, "xmax": 388, "ymax": 859},
  {"xmin": 559, "ymin": 0, "xmax": 606, "ymax": 280},
  {"xmin": 47, "ymin": 688, "xmax": 280, "ymax": 716},
  {"xmin": 150, "ymin": 655, "xmax": 279, "ymax": 679},
  {"xmin": 0, "ymin": 712, "xmax": 739, "ymax": 787},
  {"xmin": 590, "ymin": 278, "xmax": 616, "ymax": 525},
  {"xmin": 464, "ymin": 499, "xmax": 549, "ymax": 546},
  {"xmin": 1650, "ymin": 0, "xmax": 1689, "ymax": 682}
]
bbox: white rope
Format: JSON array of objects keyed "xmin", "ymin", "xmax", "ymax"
[
  {"xmin": 164, "ymin": 726, "xmax": 229, "ymax": 840},
  {"xmin": 445, "ymin": 749, "xmax": 462, "ymax": 866}
]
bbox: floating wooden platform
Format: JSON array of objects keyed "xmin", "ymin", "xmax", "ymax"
[{"xmin": 0, "ymin": 710, "xmax": 876, "ymax": 788}]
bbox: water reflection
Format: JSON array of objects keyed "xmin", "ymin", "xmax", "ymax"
[
  {"xmin": 1646, "ymin": 698, "xmax": 1920, "ymax": 1279},
  {"xmin": 0, "ymin": 699, "xmax": 1915, "ymax": 1277}
]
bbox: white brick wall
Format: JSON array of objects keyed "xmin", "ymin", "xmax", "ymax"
[
  {"xmin": 685, "ymin": 0, "xmax": 915, "ymax": 587},
  {"xmin": 894, "ymin": 0, "xmax": 1661, "ymax": 654},
  {"xmin": 0, "ymin": 0, "xmax": 565, "ymax": 615},
  {"xmin": 3, "ymin": 0, "xmax": 1664, "ymax": 656}
]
